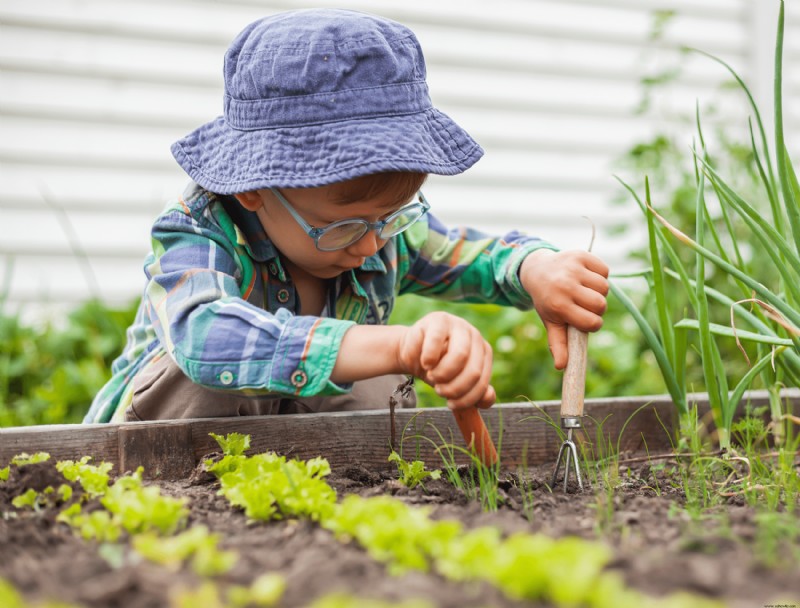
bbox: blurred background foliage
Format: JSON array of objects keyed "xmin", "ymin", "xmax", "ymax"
[{"xmin": 0, "ymin": 299, "xmax": 137, "ymax": 426}]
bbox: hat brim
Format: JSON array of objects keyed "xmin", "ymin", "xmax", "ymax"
[{"xmin": 171, "ymin": 108, "xmax": 483, "ymax": 194}]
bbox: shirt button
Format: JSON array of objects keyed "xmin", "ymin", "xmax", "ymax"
[
  {"xmin": 268, "ymin": 262, "xmax": 278, "ymax": 276},
  {"xmin": 277, "ymin": 289, "xmax": 290, "ymax": 303},
  {"xmin": 219, "ymin": 371, "xmax": 234, "ymax": 385},
  {"xmin": 291, "ymin": 370, "xmax": 308, "ymax": 388}
]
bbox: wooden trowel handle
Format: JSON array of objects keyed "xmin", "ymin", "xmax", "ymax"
[
  {"xmin": 453, "ymin": 407, "xmax": 498, "ymax": 466},
  {"xmin": 561, "ymin": 325, "xmax": 589, "ymax": 418}
]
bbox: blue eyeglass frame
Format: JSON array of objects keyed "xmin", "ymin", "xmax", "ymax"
[{"xmin": 268, "ymin": 187, "xmax": 430, "ymax": 251}]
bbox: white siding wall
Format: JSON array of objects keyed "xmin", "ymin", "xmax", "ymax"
[{"xmin": 0, "ymin": 0, "xmax": 797, "ymax": 311}]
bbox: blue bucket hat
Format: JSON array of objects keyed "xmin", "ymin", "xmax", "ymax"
[{"xmin": 171, "ymin": 9, "xmax": 484, "ymax": 194}]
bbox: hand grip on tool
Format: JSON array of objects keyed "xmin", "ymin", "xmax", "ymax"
[
  {"xmin": 560, "ymin": 325, "xmax": 589, "ymax": 419},
  {"xmin": 452, "ymin": 407, "xmax": 498, "ymax": 466}
]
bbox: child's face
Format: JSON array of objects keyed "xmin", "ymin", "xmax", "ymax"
[{"xmin": 236, "ymin": 183, "xmax": 408, "ymax": 280}]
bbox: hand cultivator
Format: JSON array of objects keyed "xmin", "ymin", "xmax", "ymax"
[{"xmin": 551, "ymin": 326, "xmax": 588, "ymax": 492}]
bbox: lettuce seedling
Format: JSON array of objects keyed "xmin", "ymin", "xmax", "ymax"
[
  {"xmin": 326, "ymin": 495, "xmax": 461, "ymax": 575},
  {"xmin": 133, "ymin": 525, "xmax": 237, "ymax": 576},
  {"xmin": 388, "ymin": 452, "xmax": 441, "ymax": 490},
  {"xmin": 0, "ymin": 466, "xmax": 9, "ymax": 481},
  {"xmin": 56, "ymin": 456, "xmax": 113, "ymax": 498},
  {"xmin": 227, "ymin": 573, "xmax": 286, "ymax": 608},
  {"xmin": 57, "ymin": 504, "xmax": 121, "ymax": 543},
  {"xmin": 171, "ymin": 575, "xmax": 286, "ymax": 608},
  {"xmin": 210, "ymin": 432, "xmax": 251, "ymax": 456},
  {"xmin": 10, "ymin": 452, "xmax": 51, "ymax": 467},
  {"xmin": 433, "ymin": 526, "xmax": 503, "ymax": 581},
  {"xmin": 11, "ymin": 489, "xmax": 40, "ymax": 510},
  {"xmin": 307, "ymin": 593, "xmax": 435, "ymax": 608},
  {"xmin": 100, "ymin": 468, "xmax": 188, "ymax": 536},
  {"xmin": 212, "ymin": 452, "xmax": 336, "ymax": 522}
]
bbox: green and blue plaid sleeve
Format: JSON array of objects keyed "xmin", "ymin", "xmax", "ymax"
[
  {"xmin": 397, "ymin": 213, "xmax": 558, "ymax": 308},
  {"xmin": 140, "ymin": 200, "xmax": 354, "ymax": 397}
]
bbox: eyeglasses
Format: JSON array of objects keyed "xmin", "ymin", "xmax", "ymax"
[{"xmin": 269, "ymin": 187, "xmax": 430, "ymax": 252}]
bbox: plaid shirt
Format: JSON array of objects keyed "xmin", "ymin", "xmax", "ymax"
[{"xmin": 85, "ymin": 182, "xmax": 556, "ymax": 423}]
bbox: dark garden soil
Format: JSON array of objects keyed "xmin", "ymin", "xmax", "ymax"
[{"xmin": 1, "ymin": 456, "xmax": 799, "ymax": 608}]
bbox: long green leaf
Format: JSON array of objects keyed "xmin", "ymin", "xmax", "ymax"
[
  {"xmin": 647, "ymin": 203, "xmax": 800, "ymax": 330},
  {"xmin": 664, "ymin": 268, "xmax": 800, "ymax": 385},
  {"xmin": 773, "ymin": 1, "xmax": 800, "ymax": 257},
  {"xmin": 644, "ymin": 178, "xmax": 675, "ymax": 365},
  {"xmin": 696, "ymin": 155, "xmax": 800, "ymax": 302},
  {"xmin": 726, "ymin": 348, "xmax": 785, "ymax": 432},
  {"xmin": 673, "ymin": 320, "xmax": 794, "ymax": 346},
  {"xmin": 615, "ymin": 176, "xmax": 698, "ymax": 311},
  {"xmin": 609, "ymin": 281, "xmax": 687, "ymax": 415},
  {"xmin": 748, "ymin": 119, "xmax": 783, "ymax": 239},
  {"xmin": 693, "ymin": 155, "xmax": 727, "ymax": 446},
  {"xmin": 687, "ymin": 48, "xmax": 777, "ymax": 202}
]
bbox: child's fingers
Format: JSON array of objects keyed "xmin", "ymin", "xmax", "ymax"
[
  {"xmin": 572, "ymin": 284, "xmax": 608, "ymax": 318},
  {"xmin": 546, "ymin": 321, "xmax": 568, "ymax": 370},
  {"xmin": 427, "ymin": 324, "xmax": 473, "ymax": 384},
  {"xmin": 582, "ymin": 252, "xmax": 610, "ymax": 278},
  {"xmin": 436, "ymin": 336, "xmax": 493, "ymax": 406},
  {"xmin": 418, "ymin": 317, "xmax": 450, "ymax": 371},
  {"xmin": 581, "ymin": 268, "xmax": 610, "ymax": 297}
]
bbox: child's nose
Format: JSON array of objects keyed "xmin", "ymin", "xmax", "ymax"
[{"xmin": 347, "ymin": 230, "xmax": 381, "ymax": 257}]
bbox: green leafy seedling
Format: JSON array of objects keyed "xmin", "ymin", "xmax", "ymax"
[
  {"xmin": 388, "ymin": 452, "xmax": 441, "ymax": 490},
  {"xmin": 10, "ymin": 452, "xmax": 51, "ymax": 467},
  {"xmin": 57, "ymin": 456, "xmax": 113, "ymax": 498},
  {"xmin": 210, "ymin": 432, "xmax": 251, "ymax": 456},
  {"xmin": 133, "ymin": 525, "xmax": 237, "ymax": 576},
  {"xmin": 11, "ymin": 488, "xmax": 40, "ymax": 510}
]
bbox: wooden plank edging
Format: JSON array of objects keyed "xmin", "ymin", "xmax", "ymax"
[{"xmin": 1, "ymin": 390, "xmax": 797, "ymax": 479}]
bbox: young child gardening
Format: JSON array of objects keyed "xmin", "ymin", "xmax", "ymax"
[{"xmin": 85, "ymin": 9, "xmax": 609, "ymax": 424}]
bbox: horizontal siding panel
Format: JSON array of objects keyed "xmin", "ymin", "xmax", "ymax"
[
  {"xmin": 0, "ymin": 208, "xmax": 152, "ymax": 257},
  {"xmin": 0, "ymin": 254, "xmax": 145, "ymax": 306},
  {"xmin": 1, "ymin": 0, "xmax": 797, "ymax": 310},
  {"xmin": 0, "ymin": 164, "xmax": 185, "ymax": 209},
  {"xmin": 1, "ymin": 0, "xmax": 746, "ymax": 49}
]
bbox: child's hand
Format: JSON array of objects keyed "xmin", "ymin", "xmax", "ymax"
[
  {"xmin": 519, "ymin": 249, "xmax": 609, "ymax": 370},
  {"xmin": 397, "ymin": 312, "xmax": 496, "ymax": 410}
]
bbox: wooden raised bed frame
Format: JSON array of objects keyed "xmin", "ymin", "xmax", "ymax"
[{"xmin": 1, "ymin": 391, "xmax": 796, "ymax": 479}]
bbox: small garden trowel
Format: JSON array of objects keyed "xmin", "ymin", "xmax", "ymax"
[
  {"xmin": 551, "ymin": 325, "xmax": 588, "ymax": 492},
  {"xmin": 453, "ymin": 407, "xmax": 497, "ymax": 467}
]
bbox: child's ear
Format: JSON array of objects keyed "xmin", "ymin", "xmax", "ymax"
[{"xmin": 233, "ymin": 191, "xmax": 263, "ymax": 211}]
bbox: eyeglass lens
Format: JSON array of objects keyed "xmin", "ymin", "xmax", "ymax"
[{"xmin": 316, "ymin": 203, "xmax": 427, "ymax": 251}]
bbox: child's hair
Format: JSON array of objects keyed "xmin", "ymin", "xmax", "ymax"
[{"xmin": 336, "ymin": 172, "xmax": 428, "ymax": 207}]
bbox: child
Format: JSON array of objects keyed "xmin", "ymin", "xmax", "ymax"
[{"xmin": 84, "ymin": 9, "xmax": 609, "ymax": 424}]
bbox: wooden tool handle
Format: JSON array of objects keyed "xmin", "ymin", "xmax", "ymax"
[
  {"xmin": 452, "ymin": 407, "xmax": 498, "ymax": 466},
  {"xmin": 560, "ymin": 326, "xmax": 589, "ymax": 418}
]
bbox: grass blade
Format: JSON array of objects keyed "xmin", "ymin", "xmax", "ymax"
[
  {"xmin": 726, "ymin": 348, "xmax": 785, "ymax": 432},
  {"xmin": 673, "ymin": 320, "xmax": 793, "ymax": 346},
  {"xmin": 692, "ymin": 153, "xmax": 727, "ymax": 447},
  {"xmin": 773, "ymin": 1, "xmax": 800, "ymax": 258},
  {"xmin": 646, "ymin": 202, "xmax": 800, "ymax": 331},
  {"xmin": 609, "ymin": 280, "xmax": 687, "ymax": 415}
]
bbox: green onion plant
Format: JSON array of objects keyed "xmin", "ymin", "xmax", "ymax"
[{"xmin": 613, "ymin": 0, "xmax": 800, "ymax": 450}]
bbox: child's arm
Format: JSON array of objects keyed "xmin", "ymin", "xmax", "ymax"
[
  {"xmin": 518, "ymin": 248, "xmax": 609, "ymax": 370},
  {"xmin": 332, "ymin": 311, "xmax": 495, "ymax": 410}
]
